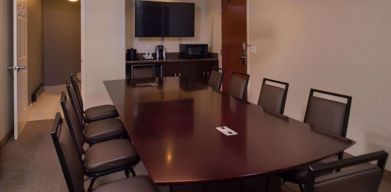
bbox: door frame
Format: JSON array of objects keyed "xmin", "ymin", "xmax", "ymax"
[
  {"xmin": 13, "ymin": 0, "xmax": 17, "ymax": 140},
  {"xmin": 80, "ymin": 0, "xmax": 85, "ymax": 105},
  {"xmin": 246, "ymin": 0, "xmax": 250, "ymax": 74}
]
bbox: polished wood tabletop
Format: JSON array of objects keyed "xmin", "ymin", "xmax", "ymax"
[{"xmin": 104, "ymin": 77, "xmax": 354, "ymax": 185}]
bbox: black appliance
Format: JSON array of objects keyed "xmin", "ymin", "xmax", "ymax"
[
  {"xmin": 180, "ymin": 44, "xmax": 209, "ymax": 59},
  {"xmin": 155, "ymin": 45, "xmax": 165, "ymax": 60},
  {"xmin": 135, "ymin": 1, "xmax": 195, "ymax": 37},
  {"xmin": 126, "ymin": 48, "xmax": 138, "ymax": 60}
]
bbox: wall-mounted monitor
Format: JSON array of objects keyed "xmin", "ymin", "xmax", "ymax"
[
  {"xmin": 135, "ymin": 1, "xmax": 195, "ymax": 37},
  {"xmin": 135, "ymin": 1, "xmax": 162, "ymax": 37}
]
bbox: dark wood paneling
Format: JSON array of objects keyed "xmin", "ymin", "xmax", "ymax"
[{"xmin": 221, "ymin": 0, "xmax": 247, "ymax": 92}]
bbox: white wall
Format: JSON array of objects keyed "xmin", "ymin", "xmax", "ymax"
[
  {"xmin": 0, "ymin": 0, "xmax": 13, "ymax": 143},
  {"xmin": 126, "ymin": 0, "xmax": 221, "ymax": 57},
  {"xmin": 248, "ymin": 0, "xmax": 391, "ymax": 170},
  {"xmin": 82, "ymin": 0, "xmax": 126, "ymax": 108}
]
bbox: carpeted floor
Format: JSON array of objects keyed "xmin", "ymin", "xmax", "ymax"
[
  {"xmin": 0, "ymin": 119, "xmax": 390, "ymax": 192},
  {"xmin": 0, "ymin": 120, "xmax": 67, "ymax": 192}
]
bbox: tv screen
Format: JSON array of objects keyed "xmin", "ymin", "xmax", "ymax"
[
  {"xmin": 135, "ymin": 1, "xmax": 195, "ymax": 37},
  {"xmin": 135, "ymin": 1, "xmax": 162, "ymax": 37},
  {"xmin": 163, "ymin": 2, "xmax": 195, "ymax": 37}
]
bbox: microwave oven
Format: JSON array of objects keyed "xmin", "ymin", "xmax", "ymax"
[{"xmin": 180, "ymin": 44, "xmax": 209, "ymax": 59}]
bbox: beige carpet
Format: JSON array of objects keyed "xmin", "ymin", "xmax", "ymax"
[{"xmin": 0, "ymin": 120, "xmax": 67, "ymax": 192}]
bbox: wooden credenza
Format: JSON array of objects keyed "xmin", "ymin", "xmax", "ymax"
[{"xmin": 126, "ymin": 53, "xmax": 219, "ymax": 84}]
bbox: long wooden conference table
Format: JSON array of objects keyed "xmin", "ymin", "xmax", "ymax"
[{"xmin": 104, "ymin": 77, "xmax": 354, "ymax": 191}]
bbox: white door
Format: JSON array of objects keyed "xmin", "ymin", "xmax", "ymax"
[{"xmin": 10, "ymin": 0, "xmax": 29, "ymax": 140}]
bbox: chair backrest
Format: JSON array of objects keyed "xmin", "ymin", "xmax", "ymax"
[
  {"xmin": 304, "ymin": 89, "xmax": 352, "ymax": 138},
  {"xmin": 304, "ymin": 151, "xmax": 388, "ymax": 192},
  {"xmin": 208, "ymin": 69, "xmax": 223, "ymax": 91},
  {"xmin": 70, "ymin": 73, "xmax": 84, "ymax": 113},
  {"xmin": 229, "ymin": 72, "xmax": 250, "ymax": 101},
  {"xmin": 60, "ymin": 92, "xmax": 85, "ymax": 156},
  {"xmin": 67, "ymin": 79, "xmax": 85, "ymax": 126},
  {"xmin": 258, "ymin": 78, "xmax": 289, "ymax": 114},
  {"xmin": 51, "ymin": 113, "xmax": 85, "ymax": 192},
  {"xmin": 131, "ymin": 64, "xmax": 157, "ymax": 79},
  {"xmin": 66, "ymin": 80, "xmax": 85, "ymax": 125}
]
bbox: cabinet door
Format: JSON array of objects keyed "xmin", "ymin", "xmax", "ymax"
[{"xmin": 162, "ymin": 62, "xmax": 178, "ymax": 76}]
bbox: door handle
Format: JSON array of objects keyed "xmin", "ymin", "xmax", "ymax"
[
  {"xmin": 8, "ymin": 66, "xmax": 26, "ymax": 71},
  {"xmin": 241, "ymin": 42, "xmax": 247, "ymax": 59},
  {"xmin": 240, "ymin": 42, "xmax": 247, "ymax": 65}
]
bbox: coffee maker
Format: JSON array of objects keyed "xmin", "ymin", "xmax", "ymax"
[
  {"xmin": 155, "ymin": 45, "xmax": 166, "ymax": 60},
  {"xmin": 126, "ymin": 48, "xmax": 137, "ymax": 60}
]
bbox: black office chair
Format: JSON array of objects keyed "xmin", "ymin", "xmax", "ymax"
[
  {"xmin": 208, "ymin": 68, "xmax": 223, "ymax": 91},
  {"xmin": 63, "ymin": 89, "xmax": 125, "ymax": 144},
  {"xmin": 51, "ymin": 114, "xmax": 158, "ymax": 192},
  {"xmin": 258, "ymin": 78, "xmax": 289, "ymax": 115},
  {"xmin": 229, "ymin": 72, "xmax": 250, "ymax": 101},
  {"xmin": 70, "ymin": 73, "xmax": 118, "ymax": 123},
  {"xmin": 303, "ymin": 151, "xmax": 388, "ymax": 192},
  {"xmin": 304, "ymin": 89, "xmax": 352, "ymax": 138},
  {"xmin": 59, "ymin": 96, "xmax": 140, "ymax": 191},
  {"xmin": 282, "ymin": 89, "xmax": 352, "ymax": 191}
]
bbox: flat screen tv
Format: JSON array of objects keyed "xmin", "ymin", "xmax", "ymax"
[
  {"xmin": 135, "ymin": 1, "xmax": 195, "ymax": 37},
  {"xmin": 135, "ymin": 1, "xmax": 162, "ymax": 37}
]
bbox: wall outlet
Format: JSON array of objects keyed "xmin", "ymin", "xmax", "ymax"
[{"xmin": 250, "ymin": 46, "xmax": 257, "ymax": 54}]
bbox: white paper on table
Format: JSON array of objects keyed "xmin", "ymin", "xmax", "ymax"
[{"xmin": 216, "ymin": 126, "xmax": 238, "ymax": 136}]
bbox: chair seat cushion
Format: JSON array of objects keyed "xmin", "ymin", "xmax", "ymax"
[
  {"xmin": 85, "ymin": 139, "xmax": 139, "ymax": 174},
  {"xmin": 85, "ymin": 105, "xmax": 118, "ymax": 122},
  {"xmin": 93, "ymin": 177, "xmax": 158, "ymax": 192},
  {"xmin": 84, "ymin": 118, "xmax": 125, "ymax": 144}
]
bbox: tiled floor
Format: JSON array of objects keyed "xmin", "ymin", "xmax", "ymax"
[{"xmin": 1, "ymin": 88, "xmax": 390, "ymax": 191}]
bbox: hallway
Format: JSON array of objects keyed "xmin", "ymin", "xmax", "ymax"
[{"xmin": 26, "ymin": 86, "xmax": 63, "ymax": 122}]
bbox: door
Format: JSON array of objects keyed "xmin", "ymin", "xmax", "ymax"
[
  {"xmin": 221, "ymin": 0, "xmax": 247, "ymax": 92},
  {"xmin": 10, "ymin": 0, "xmax": 29, "ymax": 140}
]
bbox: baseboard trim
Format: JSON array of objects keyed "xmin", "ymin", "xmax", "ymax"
[{"xmin": 31, "ymin": 83, "xmax": 44, "ymax": 103}]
